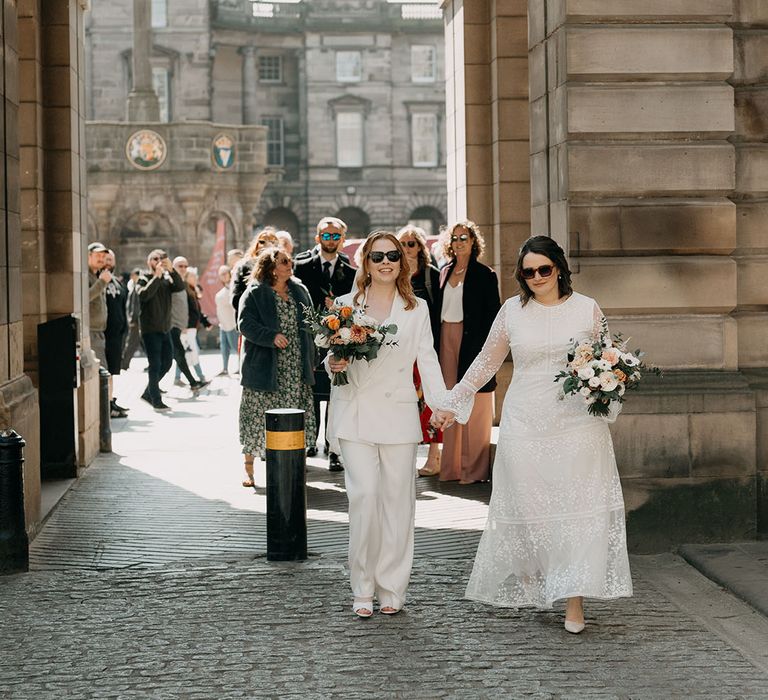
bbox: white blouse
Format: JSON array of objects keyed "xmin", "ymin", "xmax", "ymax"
[{"xmin": 440, "ymin": 281, "xmax": 464, "ymax": 322}]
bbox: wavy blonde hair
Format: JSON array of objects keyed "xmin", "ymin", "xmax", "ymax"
[
  {"xmin": 245, "ymin": 227, "xmax": 279, "ymax": 259},
  {"xmin": 353, "ymin": 231, "xmax": 417, "ymax": 311},
  {"xmin": 439, "ymin": 220, "xmax": 486, "ymax": 261},
  {"xmin": 396, "ymin": 224, "xmax": 431, "ymax": 274}
]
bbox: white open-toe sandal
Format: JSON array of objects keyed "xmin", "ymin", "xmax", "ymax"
[{"xmin": 352, "ymin": 599, "xmax": 374, "ymax": 618}]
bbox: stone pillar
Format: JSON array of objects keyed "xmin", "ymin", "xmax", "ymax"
[
  {"xmin": 241, "ymin": 45, "xmax": 257, "ymax": 124},
  {"xmin": 126, "ymin": 0, "xmax": 160, "ymax": 122},
  {"xmin": 731, "ymin": 2, "xmax": 768, "ymax": 534},
  {"xmin": 529, "ymin": 1, "xmax": 759, "ymax": 548}
]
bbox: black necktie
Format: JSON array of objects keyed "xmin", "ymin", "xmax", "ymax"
[{"xmin": 322, "ymin": 260, "xmax": 331, "ymax": 284}]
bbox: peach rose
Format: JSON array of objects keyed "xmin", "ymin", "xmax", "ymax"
[
  {"xmin": 339, "ymin": 306, "xmax": 353, "ymax": 319},
  {"xmin": 602, "ymin": 348, "xmax": 620, "ymax": 366},
  {"xmin": 613, "ymin": 369, "xmax": 627, "ymax": 382},
  {"xmin": 326, "ymin": 316, "xmax": 341, "ymax": 331}
]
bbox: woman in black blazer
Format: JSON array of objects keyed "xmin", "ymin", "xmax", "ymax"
[{"xmin": 435, "ymin": 221, "xmax": 501, "ymax": 483}]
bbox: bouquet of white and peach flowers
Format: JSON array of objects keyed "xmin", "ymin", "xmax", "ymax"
[
  {"xmin": 303, "ymin": 302, "xmax": 398, "ymax": 386},
  {"xmin": 554, "ymin": 317, "xmax": 660, "ymax": 418}
]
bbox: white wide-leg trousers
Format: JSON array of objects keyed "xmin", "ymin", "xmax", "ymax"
[{"xmin": 338, "ymin": 439, "xmax": 418, "ymax": 610}]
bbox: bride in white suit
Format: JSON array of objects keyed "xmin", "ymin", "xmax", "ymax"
[{"xmin": 327, "ymin": 231, "xmax": 449, "ymax": 618}]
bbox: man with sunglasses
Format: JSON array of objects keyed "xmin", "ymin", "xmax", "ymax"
[{"xmin": 294, "ymin": 216, "xmax": 356, "ymax": 469}]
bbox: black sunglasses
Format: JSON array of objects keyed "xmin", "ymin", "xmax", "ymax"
[
  {"xmin": 451, "ymin": 233, "xmax": 470, "ymax": 242},
  {"xmin": 402, "ymin": 240, "xmax": 418, "ymax": 248},
  {"xmin": 521, "ymin": 265, "xmax": 554, "ymax": 280},
  {"xmin": 321, "ymin": 232, "xmax": 342, "ymax": 241},
  {"xmin": 368, "ymin": 250, "xmax": 402, "ymax": 263}
]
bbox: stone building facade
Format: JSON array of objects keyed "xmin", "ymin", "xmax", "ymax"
[
  {"xmin": 443, "ymin": 0, "xmax": 768, "ymax": 549},
  {"xmin": 1, "ymin": 0, "xmax": 97, "ymax": 537},
  {"xmin": 85, "ymin": 0, "xmax": 447, "ymax": 257}
]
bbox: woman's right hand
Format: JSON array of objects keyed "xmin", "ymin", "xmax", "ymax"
[
  {"xmin": 273, "ymin": 333, "xmax": 289, "ymax": 349},
  {"xmin": 328, "ymin": 356, "xmax": 348, "ymax": 373}
]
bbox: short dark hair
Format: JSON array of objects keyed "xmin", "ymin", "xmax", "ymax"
[{"xmin": 515, "ymin": 235, "xmax": 573, "ymax": 307}]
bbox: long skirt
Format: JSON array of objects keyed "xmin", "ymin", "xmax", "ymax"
[{"xmin": 439, "ymin": 321, "xmax": 492, "ymax": 482}]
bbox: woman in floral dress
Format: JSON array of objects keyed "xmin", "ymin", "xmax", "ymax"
[{"xmin": 237, "ymin": 246, "xmax": 316, "ymax": 487}]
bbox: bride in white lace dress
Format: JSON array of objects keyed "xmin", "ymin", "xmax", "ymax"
[{"xmin": 440, "ymin": 236, "xmax": 632, "ymax": 633}]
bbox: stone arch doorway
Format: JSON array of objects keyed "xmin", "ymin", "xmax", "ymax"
[
  {"xmin": 407, "ymin": 205, "xmax": 446, "ymax": 237},
  {"xmin": 116, "ymin": 211, "xmax": 177, "ymax": 271},
  {"xmin": 263, "ymin": 206, "xmax": 300, "ymax": 236},
  {"xmin": 335, "ymin": 206, "xmax": 370, "ymax": 237}
]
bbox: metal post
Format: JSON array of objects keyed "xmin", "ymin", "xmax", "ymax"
[
  {"xmin": 265, "ymin": 409, "xmax": 307, "ymax": 561},
  {"xmin": 99, "ymin": 366, "xmax": 112, "ymax": 453},
  {"xmin": 0, "ymin": 429, "xmax": 29, "ymax": 574}
]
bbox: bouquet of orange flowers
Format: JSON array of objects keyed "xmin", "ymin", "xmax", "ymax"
[
  {"xmin": 303, "ymin": 303, "xmax": 398, "ymax": 386},
  {"xmin": 555, "ymin": 317, "xmax": 661, "ymax": 418}
]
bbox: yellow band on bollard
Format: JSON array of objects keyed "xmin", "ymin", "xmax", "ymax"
[{"xmin": 266, "ymin": 430, "xmax": 305, "ymax": 451}]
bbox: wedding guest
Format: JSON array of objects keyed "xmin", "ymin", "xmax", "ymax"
[
  {"xmin": 180, "ymin": 266, "xmax": 211, "ymax": 385},
  {"xmin": 170, "ymin": 256, "xmax": 207, "ymax": 391},
  {"xmin": 237, "ymin": 247, "xmax": 316, "ymax": 488},
  {"xmin": 103, "ymin": 249, "xmax": 129, "ymax": 418},
  {"xmin": 441, "ymin": 235, "xmax": 632, "ymax": 634},
  {"xmin": 275, "ymin": 230, "xmax": 294, "ymax": 255},
  {"xmin": 396, "ymin": 225, "xmax": 442, "ymax": 477},
  {"xmin": 326, "ymin": 231, "xmax": 447, "ymax": 617},
  {"xmin": 294, "ymin": 216, "xmax": 356, "ymax": 469},
  {"xmin": 87, "ymin": 242, "xmax": 111, "ymax": 372},
  {"xmin": 215, "ymin": 265, "xmax": 239, "ymax": 376},
  {"xmin": 231, "ymin": 228, "xmax": 280, "ymax": 312},
  {"xmin": 436, "ymin": 221, "xmax": 500, "ymax": 484}
]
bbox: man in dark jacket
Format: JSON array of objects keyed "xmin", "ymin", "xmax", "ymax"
[
  {"xmin": 104, "ymin": 249, "xmax": 129, "ymax": 418},
  {"xmin": 137, "ymin": 248, "xmax": 185, "ymax": 411},
  {"xmin": 294, "ymin": 216, "xmax": 356, "ymax": 470}
]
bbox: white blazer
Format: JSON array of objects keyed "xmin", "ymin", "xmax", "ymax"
[{"xmin": 326, "ymin": 292, "xmax": 447, "ymax": 446}]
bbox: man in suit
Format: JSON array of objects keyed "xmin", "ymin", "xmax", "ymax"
[{"xmin": 294, "ymin": 216, "xmax": 357, "ymax": 470}]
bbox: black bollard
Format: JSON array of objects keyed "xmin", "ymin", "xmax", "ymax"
[
  {"xmin": 0, "ymin": 429, "xmax": 29, "ymax": 574},
  {"xmin": 265, "ymin": 409, "xmax": 307, "ymax": 561},
  {"xmin": 98, "ymin": 366, "xmax": 112, "ymax": 453}
]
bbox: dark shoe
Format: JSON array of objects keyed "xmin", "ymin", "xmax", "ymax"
[
  {"xmin": 191, "ymin": 380, "xmax": 210, "ymax": 390},
  {"xmin": 306, "ymin": 446, "xmax": 318, "ymax": 457},
  {"xmin": 140, "ymin": 391, "xmax": 152, "ymax": 405},
  {"xmin": 328, "ymin": 453, "xmax": 343, "ymax": 471},
  {"xmin": 110, "ymin": 407, "xmax": 128, "ymax": 419},
  {"xmin": 111, "ymin": 399, "xmax": 130, "ymax": 413},
  {"xmin": 152, "ymin": 401, "xmax": 171, "ymax": 412}
]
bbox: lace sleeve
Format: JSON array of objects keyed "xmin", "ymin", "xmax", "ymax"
[{"xmin": 442, "ymin": 302, "xmax": 511, "ymax": 424}]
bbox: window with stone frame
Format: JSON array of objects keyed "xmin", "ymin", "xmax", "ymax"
[
  {"xmin": 259, "ymin": 55, "xmax": 283, "ymax": 83},
  {"xmin": 411, "ymin": 112, "xmax": 438, "ymax": 167},
  {"xmin": 261, "ymin": 117, "xmax": 285, "ymax": 167},
  {"xmin": 151, "ymin": 0, "xmax": 168, "ymax": 28},
  {"xmin": 336, "ymin": 51, "xmax": 362, "ymax": 83},
  {"xmin": 411, "ymin": 45, "xmax": 436, "ymax": 83},
  {"xmin": 336, "ymin": 111, "xmax": 364, "ymax": 168},
  {"xmin": 152, "ymin": 67, "xmax": 171, "ymax": 122}
]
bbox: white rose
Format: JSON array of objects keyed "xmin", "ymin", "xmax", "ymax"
[
  {"xmin": 588, "ymin": 376, "xmax": 601, "ymax": 388},
  {"xmin": 600, "ymin": 373, "xmax": 618, "ymax": 391},
  {"xmin": 577, "ymin": 366, "xmax": 595, "ymax": 380},
  {"xmin": 579, "ymin": 386, "xmax": 592, "ymax": 397},
  {"xmin": 338, "ymin": 327, "xmax": 352, "ymax": 342},
  {"xmin": 314, "ymin": 333, "xmax": 330, "ymax": 349},
  {"xmin": 618, "ymin": 383, "xmax": 626, "ymax": 396}
]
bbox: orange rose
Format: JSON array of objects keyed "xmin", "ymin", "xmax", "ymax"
[
  {"xmin": 327, "ymin": 316, "xmax": 341, "ymax": 331},
  {"xmin": 613, "ymin": 369, "xmax": 627, "ymax": 382},
  {"xmin": 340, "ymin": 306, "xmax": 353, "ymax": 319}
]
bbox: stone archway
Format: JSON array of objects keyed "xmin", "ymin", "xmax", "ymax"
[
  {"xmin": 263, "ymin": 206, "xmax": 300, "ymax": 236},
  {"xmin": 407, "ymin": 205, "xmax": 446, "ymax": 237},
  {"xmin": 335, "ymin": 206, "xmax": 370, "ymax": 237}
]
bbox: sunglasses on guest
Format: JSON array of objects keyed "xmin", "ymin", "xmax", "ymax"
[
  {"xmin": 520, "ymin": 265, "xmax": 554, "ymax": 280},
  {"xmin": 320, "ymin": 232, "xmax": 343, "ymax": 241},
  {"xmin": 451, "ymin": 233, "xmax": 470, "ymax": 242},
  {"xmin": 401, "ymin": 240, "xmax": 418, "ymax": 248},
  {"xmin": 276, "ymin": 257, "xmax": 293, "ymax": 266},
  {"xmin": 368, "ymin": 250, "xmax": 402, "ymax": 263}
]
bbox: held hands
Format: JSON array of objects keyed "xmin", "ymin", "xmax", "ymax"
[
  {"xmin": 328, "ymin": 355, "xmax": 348, "ymax": 373},
  {"xmin": 273, "ymin": 333, "xmax": 289, "ymax": 349},
  {"xmin": 430, "ymin": 409, "xmax": 456, "ymax": 431}
]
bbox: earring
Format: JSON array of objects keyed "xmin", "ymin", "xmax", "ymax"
[{"xmin": 558, "ymin": 275, "xmax": 562, "ymax": 280}]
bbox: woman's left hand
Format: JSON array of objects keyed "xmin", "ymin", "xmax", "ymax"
[{"xmin": 431, "ymin": 409, "xmax": 456, "ymax": 430}]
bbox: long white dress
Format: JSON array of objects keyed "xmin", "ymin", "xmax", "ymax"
[{"xmin": 445, "ymin": 292, "xmax": 633, "ymax": 608}]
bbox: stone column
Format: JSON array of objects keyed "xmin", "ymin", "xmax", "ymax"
[
  {"xmin": 731, "ymin": 2, "xmax": 768, "ymax": 534},
  {"xmin": 529, "ymin": 1, "xmax": 758, "ymax": 548},
  {"xmin": 241, "ymin": 45, "xmax": 257, "ymax": 124},
  {"xmin": 127, "ymin": 0, "xmax": 160, "ymax": 122}
]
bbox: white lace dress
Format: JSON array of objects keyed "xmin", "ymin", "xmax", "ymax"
[{"xmin": 445, "ymin": 292, "xmax": 633, "ymax": 608}]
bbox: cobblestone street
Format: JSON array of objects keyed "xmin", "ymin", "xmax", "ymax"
[{"xmin": 3, "ymin": 357, "xmax": 768, "ymax": 698}]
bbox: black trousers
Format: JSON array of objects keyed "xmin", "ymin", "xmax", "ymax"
[
  {"xmin": 170, "ymin": 327, "xmax": 197, "ymax": 385},
  {"xmin": 142, "ymin": 331, "xmax": 173, "ymax": 403}
]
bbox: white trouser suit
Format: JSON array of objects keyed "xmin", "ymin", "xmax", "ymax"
[{"xmin": 327, "ymin": 293, "xmax": 447, "ymax": 610}]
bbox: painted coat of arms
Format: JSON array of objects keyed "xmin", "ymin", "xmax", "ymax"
[
  {"xmin": 126, "ymin": 130, "xmax": 167, "ymax": 170},
  {"xmin": 212, "ymin": 133, "xmax": 236, "ymax": 170}
]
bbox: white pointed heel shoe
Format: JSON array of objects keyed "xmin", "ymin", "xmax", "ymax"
[{"xmin": 564, "ymin": 619, "xmax": 585, "ymax": 634}]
